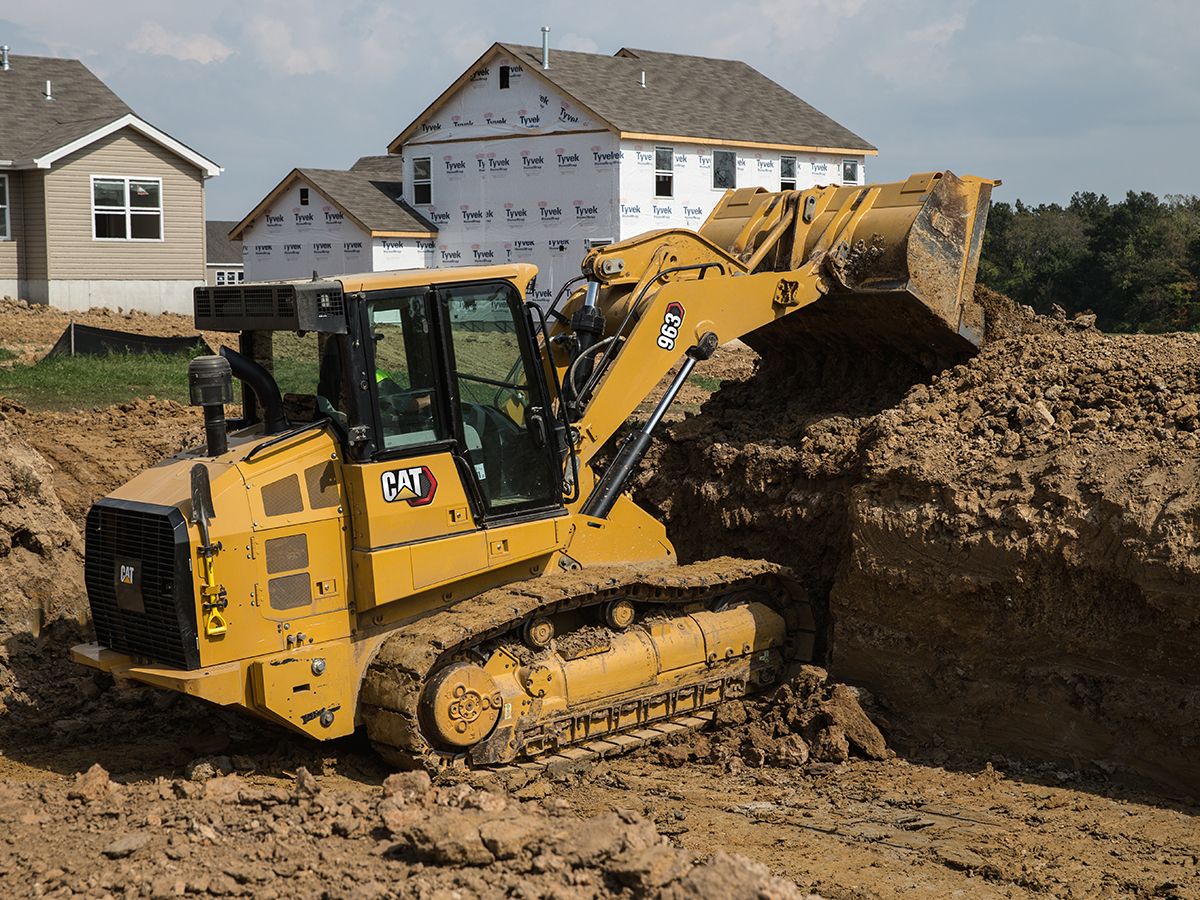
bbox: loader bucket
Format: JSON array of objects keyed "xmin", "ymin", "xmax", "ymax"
[{"xmin": 729, "ymin": 171, "xmax": 996, "ymax": 371}]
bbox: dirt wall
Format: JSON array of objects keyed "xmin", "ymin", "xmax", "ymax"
[{"xmin": 640, "ymin": 292, "xmax": 1200, "ymax": 794}]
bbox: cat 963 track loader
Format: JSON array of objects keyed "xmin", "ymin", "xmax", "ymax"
[{"xmin": 72, "ymin": 171, "xmax": 995, "ymax": 770}]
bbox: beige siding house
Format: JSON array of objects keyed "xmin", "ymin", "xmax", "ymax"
[{"xmin": 0, "ymin": 52, "xmax": 221, "ymax": 313}]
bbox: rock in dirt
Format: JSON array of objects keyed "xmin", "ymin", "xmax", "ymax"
[
  {"xmin": 101, "ymin": 833, "xmax": 149, "ymax": 859},
  {"xmin": 68, "ymin": 763, "xmax": 120, "ymax": 803}
]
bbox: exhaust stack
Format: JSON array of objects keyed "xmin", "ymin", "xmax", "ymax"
[
  {"xmin": 1, "ymin": 47, "xmax": 9, "ymax": 71},
  {"xmin": 541, "ymin": 26, "xmax": 550, "ymax": 69},
  {"xmin": 188, "ymin": 355, "xmax": 234, "ymax": 456}
]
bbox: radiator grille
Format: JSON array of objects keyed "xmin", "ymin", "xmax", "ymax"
[{"xmin": 85, "ymin": 500, "xmax": 198, "ymax": 669}]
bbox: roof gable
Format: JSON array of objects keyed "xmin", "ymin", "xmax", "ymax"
[
  {"xmin": 230, "ymin": 167, "xmax": 435, "ymax": 240},
  {"xmin": 0, "ymin": 54, "xmax": 220, "ymax": 174},
  {"xmin": 0, "ymin": 55, "xmax": 130, "ymax": 163},
  {"xmin": 391, "ymin": 43, "xmax": 875, "ymax": 155},
  {"xmin": 389, "ymin": 44, "xmax": 610, "ymax": 151}
]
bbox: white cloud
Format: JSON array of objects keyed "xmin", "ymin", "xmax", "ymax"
[
  {"xmin": 557, "ymin": 33, "xmax": 600, "ymax": 54},
  {"xmin": 244, "ymin": 15, "xmax": 338, "ymax": 76},
  {"xmin": 128, "ymin": 23, "xmax": 232, "ymax": 65}
]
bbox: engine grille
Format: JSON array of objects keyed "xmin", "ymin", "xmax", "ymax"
[{"xmin": 85, "ymin": 499, "xmax": 199, "ymax": 669}]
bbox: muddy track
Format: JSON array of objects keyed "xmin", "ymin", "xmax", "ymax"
[{"xmin": 361, "ymin": 558, "xmax": 819, "ymax": 769}]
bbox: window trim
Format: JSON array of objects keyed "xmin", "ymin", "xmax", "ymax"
[
  {"xmin": 90, "ymin": 174, "xmax": 164, "ymax": 242},
  {"xmin": 654, "ymin": 145, "xmax": 674, "ymax": 199},
  {"xmin": 412, "ymin": 156, "xmax": 432, "ymax": 206},
  {"xmin": 0, "ymin": 173, "xmax": 9, "ymax": 241},
  {"xmin": 711, "ymin": 149, "xmax": 737, "ymax": 191},
  {"xmin": 780, "ymin": 155, "xmax": 797, "ymax": 191}
]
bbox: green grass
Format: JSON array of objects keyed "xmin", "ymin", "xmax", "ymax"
[
  {"xmin": 0, "ymin": 342, "xmax": 326, "ymax": 412},
  {"xmin": 0, "ymin": 347, "xmax": 16, "ymax": 362},
  {"xmin": 688, "ymin": 374, "xmax": 723, "ymax": 393},
  {"xmin": 0, "ymin": 351, "xmax": 199, "ymax": 410}
]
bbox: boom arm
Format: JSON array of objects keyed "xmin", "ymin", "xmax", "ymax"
[{"xmin": 550, "ymin": 171, "xmax": 996, "ymax": 474}]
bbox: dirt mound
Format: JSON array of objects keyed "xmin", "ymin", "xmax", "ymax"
[
  {"xmin": 0, "ymin": 297, "xmax": 230, "ymax": 363},
  {"xmin": 5, "ymin": 397, "xmax": 203, "ymax": 527},
  {"xmin": 641, "ymin": 289, "xmax": 1200, "ymax": 794},
  {"xmin": 0, "ymin": 762, "xmax": 804, "ymax": 898},
  {"xmin": 0, "ymin": 413, "xmax": 84, "ymax": 635},
  {"xmin": 655, "ymin": 665, "xmax": 888, "ymax": 770}
]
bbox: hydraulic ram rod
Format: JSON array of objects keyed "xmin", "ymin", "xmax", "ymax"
[{"xmin": 581, "ymin": 332, "xmax": 717, "ymax": 518}]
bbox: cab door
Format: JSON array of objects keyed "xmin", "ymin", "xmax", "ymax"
[
  {"xmin": 436, "ymin": 282, "xmax": 563, "ymax": 520},
  {"xmin": 343, "ymin": 284, "xmax": 564, "ymax": 612}
]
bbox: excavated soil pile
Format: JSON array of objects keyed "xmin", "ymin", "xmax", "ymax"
[
  {"xmin": 641, "ymin": 289, "xmax": 1200, "ymax": 794},
  {"xmin": 0, "ymin": 763, "xmax": 803, "ymax": 898},
  {"xmin": 656, "ymin": 665, "xmax": 888, "ymax": 770}
]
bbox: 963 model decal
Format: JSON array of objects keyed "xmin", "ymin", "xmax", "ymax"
[{"xmin": 658, "ymin": 301, "xmax": 685, "ymax": 351}]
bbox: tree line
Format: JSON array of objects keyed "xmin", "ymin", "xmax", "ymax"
[{"xmin": 978, "ymin": 191, "xmax": 1200, "ymax": 333}]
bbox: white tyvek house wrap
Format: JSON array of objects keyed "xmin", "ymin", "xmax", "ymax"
[
  {"xmin": 241, "ymin": 182, "xmax": 375, "ymax": 282},
  {"xmin": 406, "ymin": 60, "xmax": 601, "ymax": 146},
  {"xmin": 616, "ymin": 140, "xmax": 866, "ymax": 238},
  {"xmin": 408, "ymin": 131, "xmax": 620, "ymax": 304},
  {"xmin": 373, "ymin": 236, "xmax": 435, "ymax": 272}
]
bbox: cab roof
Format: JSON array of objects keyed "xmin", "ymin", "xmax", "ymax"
[{"xmin": 337, "ymin": 264, "xmax": 539, "ymax": 294}]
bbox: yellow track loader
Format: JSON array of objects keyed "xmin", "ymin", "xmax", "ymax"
[{"xmin": 73, "ymin": 171, "xmax": 995, "ymax": 769}]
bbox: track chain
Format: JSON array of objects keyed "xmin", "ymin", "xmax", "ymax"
[{"xmin": 359, "ymin": 558, "xmax": 819, "ymax": 771}]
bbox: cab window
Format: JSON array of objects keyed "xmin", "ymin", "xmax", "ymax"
[
  {"xmin": 368, "ymin": 293, "xmax": 447, "ymax": 450},
  {"xmin": 442, "ymin": 284, "xmax": 560, "ymax": 512}
]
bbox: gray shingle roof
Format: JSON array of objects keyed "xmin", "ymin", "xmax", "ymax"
[
  {"xmin": 350, "ymin": 155, "xmax": 403, "ymax": 176},
  {"xmin": 493, "ymin": 44, "xmax": 875, "ymax": 152},
  {"xmin": 0, "ymin": 55, "xmax": 132, "ymax": 163},
  {"xmin": 206, "ymin": 220, "xmax": 242, "ymax": 265},
  {"xmin": 298, "ymin": 169, "xmax": 434, "ymax": 234}
]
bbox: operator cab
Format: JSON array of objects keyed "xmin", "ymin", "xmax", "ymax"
[{"xmin": 194, "ymin": 265, "xmax": 565, "ymax": 524}]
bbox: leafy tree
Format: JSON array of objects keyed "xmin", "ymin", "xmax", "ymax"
[{"xmin": 978, "ymin": 189, "xmax": 1200, "ymax": 333}]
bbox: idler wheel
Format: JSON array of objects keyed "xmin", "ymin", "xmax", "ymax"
[
  {"xmin": 603, "ymin": 598, "xmax": 636, "ymax": 630},
  {"xmin": 523, "ymin": 616, "xmax": 555, "ymax": 649},
  {"xmin": 419, "ymin": 662, "xmax": 502, "ymax": 749}
]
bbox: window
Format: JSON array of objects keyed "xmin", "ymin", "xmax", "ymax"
[
  {"xmin": 0, "ymin": 175, "xmax": 8, "ymax": 240},
  {"xmin": 499, "ymin": 65, "xmax": 510, "ymax": 89},
  {"xmin": 92, "ymin": 177, "xmax": 162, "ymax": 240},
  {"xmin": 443, "ymin": 284, "xmax": 559, "ymax": 512},
  {"xmin": 412, "ymin": 157, "xmax": 432, "ymax": 205},
  {"xmin": 780, "ymin": 156, "xmax": 797, "ymax": 191},
  {"xmin": 842, "ymin": 159, "xmax": 859, "ymax": 184},
  {"xmin": 369, "ymin": 292, "xmax": 446, "ymax": 450},
  {"xmin": 215, "ymin": 270, "xmax": 244, "ymax": 286},
  {"xmin": 299, "ymin": 187, "xmax": 310, "ymax": 206},
  {"xmin": 712, "ymin": 150, "xmax": 736, "ymax": 190},
  {"xmin": 654, "ymin": 146, "xmax": 674, "ymax": 198}
]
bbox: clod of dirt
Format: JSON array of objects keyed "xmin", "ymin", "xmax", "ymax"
[{"xmin": 659, "ymin": 666, "xmax": 888, "ymax": 770}]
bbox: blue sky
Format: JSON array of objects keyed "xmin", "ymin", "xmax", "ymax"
[{"xmin": 4, "ymin": 0, "xmax": 1196, "ymax": 219}]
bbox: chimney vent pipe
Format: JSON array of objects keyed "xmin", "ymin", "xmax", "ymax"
[
  {"xmin": 1, "ymin": 47, "xmax": 9, "ymax": 71},
  {"xmin": 541, "ymin": 26, "xmax": 550, "ymax": 69},
  {"xmin": 639, "ymin": 70, "xmax": 646, "ymax": 88},
  {"xmin": 44, "ymin": 79, "xmax": 53, "ymax": 100}
]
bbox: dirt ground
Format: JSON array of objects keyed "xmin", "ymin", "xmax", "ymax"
[{"xmin": 0, "ymin": 296, "xmax": 1197, "ymax": 897}]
